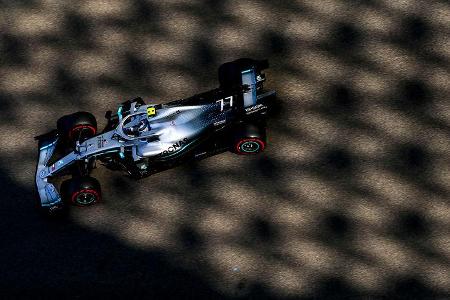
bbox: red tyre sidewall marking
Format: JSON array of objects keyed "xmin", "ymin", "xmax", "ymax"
[
  {"xmin": 68, "ymin": 125, "xmax": 96, "ymax": 140},
  {"xmin": 235, "ymin": 138, "xmax": 265, "ymax": 155},
  {"xmin": 71, "ymin": 189, "xmax": 100, "ymax": 206}
]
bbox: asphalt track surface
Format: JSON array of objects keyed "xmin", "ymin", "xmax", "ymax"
[{"xmin": 0, "ymin": 0, "xmax": 449, "ymax": 299}]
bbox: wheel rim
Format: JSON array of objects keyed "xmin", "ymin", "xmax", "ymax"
[
  {"xmin": 76, "ymin": 192, "xmax": 96, "ymax": 205},
  {"xmin": 241, "ymin": 141, "xmax": 260, "ymax": 153},
  {"xmin": 69, "ymin": 125, "xmax": 96, "ymax": 141},
  {"xmin": 236, "ymin": 138, "xmax": 265, "ymax": 154},
  {"xmin": 71, "ymin": 189, "xmax": 99, "ymax": 206}
]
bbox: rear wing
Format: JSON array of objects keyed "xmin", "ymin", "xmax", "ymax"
[
  {"xmin": 218, "ymin": 58, "xmax": 271, "ymax": 108},
  {"xmin": 218, "ymin": 58, "xmax": 268, "ymax": 89}
]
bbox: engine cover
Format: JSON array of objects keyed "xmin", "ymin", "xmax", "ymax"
[{"xmin": 135, "ymin": 104, "xmax": 224, "ymax": 159}]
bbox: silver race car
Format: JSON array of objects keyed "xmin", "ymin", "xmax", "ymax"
[{"xmin": 35, "ymin": 58, "xmax": 276, "ymax": 216}]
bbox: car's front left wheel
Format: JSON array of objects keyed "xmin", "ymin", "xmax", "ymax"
[{"xmin": 61, "ymin": 176, "xmax": 101, "ymax": 207}]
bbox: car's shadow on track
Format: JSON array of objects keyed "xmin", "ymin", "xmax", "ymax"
[{"xmin": 0, "ymin": 166, "xmax": 229, "ymax": 299}]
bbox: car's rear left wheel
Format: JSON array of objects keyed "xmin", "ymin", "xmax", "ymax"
[
  {"xmin": 232, "ymin": 124, "xmax": 266, "ymax": 155},
  {"xmin": 235, "ymin": 138, "xmax": 265, "ymax": 154}
]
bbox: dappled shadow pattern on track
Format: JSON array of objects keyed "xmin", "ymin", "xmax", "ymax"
[{"xmin": 0, "ymin": 0, "xmax": 449, "ymax": 298}]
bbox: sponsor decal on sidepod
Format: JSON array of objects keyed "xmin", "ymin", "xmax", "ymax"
[{"xmin": 159, "ymin": 138, "xmax": 189, "ymax": 156}]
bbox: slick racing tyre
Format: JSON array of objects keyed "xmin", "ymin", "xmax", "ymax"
[
  {"xmin": 61, "ymin": 176, "xmax": 101, "ymax": 207},
  {"xmin": 57, "ymin": 111, "xmax": 97, "ymax": 148},
  {"xmin": 233, "ymin": 124, "xmax": 266, "ymax": 155}
]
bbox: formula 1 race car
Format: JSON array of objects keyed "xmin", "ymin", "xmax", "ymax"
[{"xmin": 35, "ymin": 58, "xmax": 276, "ymax": 216}]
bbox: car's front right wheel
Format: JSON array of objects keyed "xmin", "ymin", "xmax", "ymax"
[{"xmin": 57, "ymin": 111, "xmax": 97, "ymax": 148}]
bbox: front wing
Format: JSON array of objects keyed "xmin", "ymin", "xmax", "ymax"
[{"xmin": 35, "ymin": 136, "xmax": 64, "ymax": 212}]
